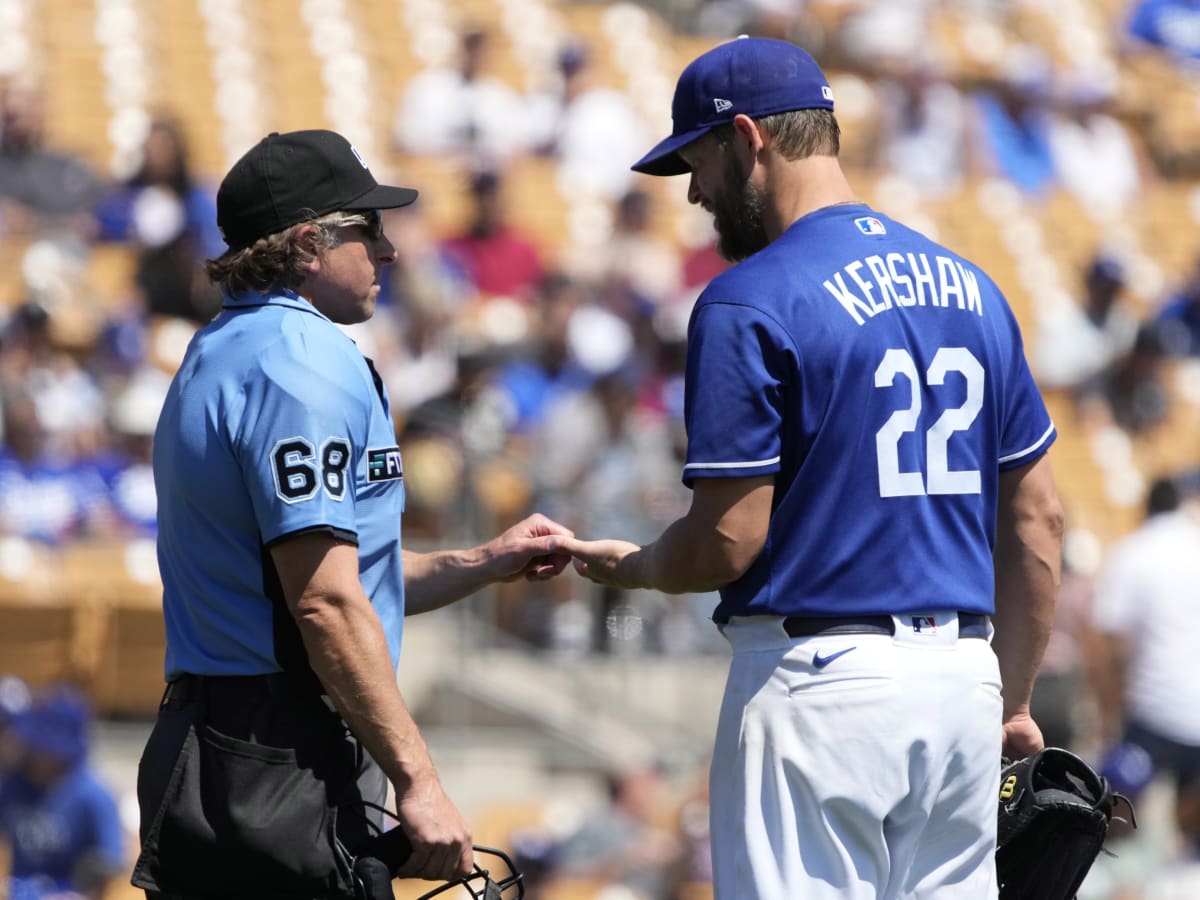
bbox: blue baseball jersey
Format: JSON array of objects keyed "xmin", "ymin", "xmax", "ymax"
[
  {"xmin": 153, "ymin": 289, "xmax": 406, "ymax": 679},
  {"xmin": 0, "ymin": 765, "xmax": 125, "ymax": 894},
  {"xmin": 684, "ymin": 205, "xmax": 1055, "ymax": 622}
]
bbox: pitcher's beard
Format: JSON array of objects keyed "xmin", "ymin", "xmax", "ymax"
[{"xmin": 713, "ymin": 173, "xmax": 770, "ymax": 263}]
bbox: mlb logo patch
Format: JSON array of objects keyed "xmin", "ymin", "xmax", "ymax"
[
  {"xmin": 911, "ymin": 615, "xmax": 937, "ymax": 634},
  {"xmin": 855, "ymin": 216, "xmax": 886, "ymax": 235}
]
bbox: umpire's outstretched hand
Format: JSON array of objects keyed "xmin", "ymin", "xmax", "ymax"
[{"xmin": 485, "ymin": 513, "xmax": 575, "ymax": 582}]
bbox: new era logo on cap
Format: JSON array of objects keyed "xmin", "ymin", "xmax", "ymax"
[{"xmin": 714, "ymin": 98, "xmax": 733, "ymax": 112}]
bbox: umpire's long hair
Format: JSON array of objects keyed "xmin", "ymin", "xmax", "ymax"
[{"xmin": 204, "ymin": 210, "xmax": 371, "ymax": 296}]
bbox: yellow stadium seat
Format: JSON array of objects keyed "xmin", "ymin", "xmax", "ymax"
[{"xmin": 0, "ymin": 538, "xmax": 97, "ymax": 688}]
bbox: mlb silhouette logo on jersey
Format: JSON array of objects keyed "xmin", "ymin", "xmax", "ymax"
[
  {"xmin": 855, "ymin": 216, "xmax": 886, "ymax": 235},
  {"xmin": 911, "ymin": 615, "xmax": 938, "ymax": 634}
]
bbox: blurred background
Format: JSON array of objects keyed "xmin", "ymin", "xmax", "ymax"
[{"xmin": 0, "ymin": 0, "xmax": 1197, "ymax": 897}]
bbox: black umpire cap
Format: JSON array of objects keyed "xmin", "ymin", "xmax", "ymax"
[{"xmin": 216, "ymin": 129, "xmax": 418, "ymax": 252}]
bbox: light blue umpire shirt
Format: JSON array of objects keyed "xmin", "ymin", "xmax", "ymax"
[{"xmin": 153, "ymin": 288, "xmax": 406, "ymax": 680}]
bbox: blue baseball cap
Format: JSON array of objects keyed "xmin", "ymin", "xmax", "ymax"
[
  {"xmin": 632, "ymin": 36, "xmax": 834, "ymax": 177},
  {"xmin": 12, "ymin": 687, "xmax": 92, "ymax": 767}
]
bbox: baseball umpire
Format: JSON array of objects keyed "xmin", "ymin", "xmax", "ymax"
[
  {"xmin": 559, "ymin": 37, "xmax": 1064, "ymax": 898},
  {"xmin": 131, "ymin": 129, "xmax": 572, "ymax": 899}
]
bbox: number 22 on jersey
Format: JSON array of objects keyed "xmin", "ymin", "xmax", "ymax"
[{"xmin": 873, "ymin": 346, "xmax": 983, "ymax": 498}]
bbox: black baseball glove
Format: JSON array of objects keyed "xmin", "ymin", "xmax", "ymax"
[{"xmin": 996, "ymin": 747, "xmax": 1136, "ymax": 900}]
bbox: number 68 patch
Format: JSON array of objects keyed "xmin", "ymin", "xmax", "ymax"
[{"xmin": 271, "ymin": 436, "xmax": 352, "ymax": 503}]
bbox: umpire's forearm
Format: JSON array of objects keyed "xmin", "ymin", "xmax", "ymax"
[
  {"xmin": 297, "ymin": 592, "xmax": 440, "ymax": 789},
  {"xmin": 272, "ymin": 535, "xmax": 441, "ymax": 788},
  {"xmin": 401, "ymin": 547, "xmax": 491, "ymax": 614}
]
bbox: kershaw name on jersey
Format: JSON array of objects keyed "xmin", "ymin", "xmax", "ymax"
[{"xmin": 823, "ymin": 252, "xmax": 984, "ymax": 326}]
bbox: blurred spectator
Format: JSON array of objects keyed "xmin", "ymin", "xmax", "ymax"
[
  {"xmin": 472, "ymin": 277, "xmax": 633, "ymax": 648},
  {"xmin": 93, "ymin": 117, "xmax": 222, "ymax": 256},
  {"xmin": 440, "ymin": 168, "xmax": 544, "ymax": 302},
  {"xmin": 871, "ymin": 57, "xmax": 968, "ymax": 197},
  {"xmin": 536, "ymin": 368, "xmax": 679, "ymax": 653},
  {"xmin": 378, "ymin": 204, "xmax": 474, "ymax": 315},
  {"xmin": 1034, "ymin": 253, "xmax": 1139, "ymax": 390},
  {"xmin": 0, "ymin": 389, "xmax": 101, "ymax": 545},
  {"xmin": 0, "ymin": 78, "xmax": 105, "ymax": 243},
  {"xmin": 1046, "ymin": 67, "xmax": 1151, "ymax": 216},
  {"xmin": 551, "ymin": 765, "xmax": 684, "ymax": 898},
  {"xmin": 968, "ymin": 45, "xmax": 1059, "ymax": 198},
  {"xmin": 526, "ymin": 41, "xmax": 652, "ymax": 200},
  {"xmin": 391, "ymin": 27, "xmax": 525, "ymax": 165},
  {"xmin": 673, "ymin": 766, "xmax": 713, "ymax": 888},
  {"xmin": 1124, "ymin": 0, "xmax": 1200, "ymax": 63},
  {"xmin": 93, "ymin": 116, "xmax": 223, "ymax": 323},
  {"xmin": 1154, "ymin": 255, "xmax": 1200, "ymax": 356},
  {"xmin": 84, "ymin": 366, "xmax": 167, "ymax": 538},
  {"xmin": 0, "ymin": 685, "xmax": 125, "ymax": 900},
  {"xmin": 562, "ymin": 187, "xmax": 683, "ymax": 311},
  {"xmin": 508, "ymin": 826, "xmax": 561, "ymax": 900},
  {"xmin": 0, "ymin": 675, "xmax": 31, "ymax": 782},
  {"xmin": 1030, "ymin": 531, "xmax": 1098, "ymax": 753},
  {"xmin": 0, "ymin": 299, "xmax": 111, "ymax": 544},
  {"xmin": 1090, "ymin": 470, "xmax": 1200, "ymax": 855},
  {"xmin": 681, "ymin": 239, "xmax": 731, "ymax": 290},
  {"xmin": 360, "ymin": 204, "xmax": 473, "ymax": 427},
  {"xmin": 484, "ymin": 276, "xmax": 633, "ymax": 444},
  {"xmin": 0, "ymin": 300, "xmax": 106, "ymax": 459},
  {"xmin": 391, "ymin": 343, "xmax": 514, "ymax": 544},
  {"xmin": 695, "ymin": 0, "xmax": 810, "ymax": 40},
  {"xmin": 832, "ymin": 1, "xmax": 935, "ymax": 72},
  {"xmin": 1075, "ymin": 321, "xmax": 1172, "ymax": 434}
]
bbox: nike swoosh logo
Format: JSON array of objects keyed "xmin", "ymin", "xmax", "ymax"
[{"xmin": 812, "ymin": 647, "xmax": 857, "ymax": 669}]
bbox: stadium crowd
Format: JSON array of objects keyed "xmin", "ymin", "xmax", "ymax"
[{"xmin": 0, "ymin": 0, "xmax": 1199, "ymax": 897}]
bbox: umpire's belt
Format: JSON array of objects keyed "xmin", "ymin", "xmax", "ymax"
[
  {"xmin": 161, "ymin": 671, "xmax": 327, "ymax": 709},
  {"xmin": 782, "ymin": 612, "xmax": 989, "ymax": 639}
]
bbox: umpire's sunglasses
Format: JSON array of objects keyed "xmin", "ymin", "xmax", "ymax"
[{"xmin": 333, "ymin": 208, "xmax": 384, "ymax": 240}]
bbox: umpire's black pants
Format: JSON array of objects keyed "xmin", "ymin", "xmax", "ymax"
[{"xmin": 133, "ymin": 673, "xmax": 386, "ymax": 900}]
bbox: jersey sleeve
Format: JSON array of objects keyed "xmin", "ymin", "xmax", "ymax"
[
  {"xmin": 237, "ymin": 340, "xmax": 371, "ymax": 546},
  {"xmin": 681, "ymin": 300, "xmax": 790, "ymax": 485},
  {"xmin": 997, "ymin": 314, "xmax": 1057, "ymax": 470}
]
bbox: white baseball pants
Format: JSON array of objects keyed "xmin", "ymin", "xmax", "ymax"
[{"xmin": 710, "ymin": 614, "xmax": 1003, "ymax": 899}]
